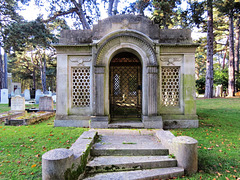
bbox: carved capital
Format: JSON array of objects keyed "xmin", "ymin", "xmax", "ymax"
[
  {"xmin": 69, "ymin": 56, "xmax": 92, "ymax": 65},
  {"xmin": 94, "ymin": 66, "xmax": 105, "ymax": 74},
  {"xmin": 160, "ymin": 57, "xmax": 182, "ymax": 65},
  {"xmin": 147, "ymin": 66, "xmax": 158, "ymax": 74}
]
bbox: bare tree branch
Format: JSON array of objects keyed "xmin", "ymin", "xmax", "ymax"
[{"xmin": 42, "ymin": 8, "xmax": 77, "ymax": 23}]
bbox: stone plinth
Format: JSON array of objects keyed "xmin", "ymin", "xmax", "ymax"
[
  {"xmin": 156, "ymin": 130, "xmax": 198, "ymax": 175},
  {"xmin": 42, "ymin": 131, "xmax": 97, "ymax": 180}
]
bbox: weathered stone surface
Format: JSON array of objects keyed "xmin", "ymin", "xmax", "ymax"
[
  {"xmin": 1, "ymin": 89, "xmax": 8, "ymax": 104},
  {"xmin": 23, "ymin": 89, "xmax": 31, "ymax": 101},
  {"xmin": 87, "ymin": 156, "xmax": 177, "ymax": 173},
  {"xmin": 93, "ymin": 14, "xmax": 160, "ymax": 40},
  {"xmin": 159, "ymin": 29, "xmax": 192, "ymax": 44},
  {"xmin": 39, "ymin": 96, "xmax": 53, "ymax": 111},
  {"xmin": 172, "ymin": 136, "xmax": 198, "ymax": 175},
  {"xmin": 59, "ymin": 30, "xmax": 93, "ymax": 44},
  {"xmin": 42, "ymin": 131, "xmax": 97, "ymax": 180},
  {"xmin": 11, "ymin": 95, "xmax": 25, "ymax": 111},
  {"xmin": 91, "ymin": 135, "xmax": 168, "ymax": 156},
  {"xmin": 42, "ymin": 148, "xmax": 74, "ymax": 180},
  {"xmin": 156, "ymin": 130, "xmax": 198, "ymax": 175},
  {"xmin": 84, "ymin": 167, "xmax": 184, "ymax": 180},
  {"xmin": 54, "ymin": 14, "xmax": 198, "ymax": 129}
]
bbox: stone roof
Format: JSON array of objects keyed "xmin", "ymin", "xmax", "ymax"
[{"xmin": 58, "ymin": 14, "xmax": 193, "ymax": 45}]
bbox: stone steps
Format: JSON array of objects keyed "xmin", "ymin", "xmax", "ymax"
[
  {"xmin": 84, "ymin": 167, "xmax": 184, "ymax": 180},
  {"xmin": 108, "ymin": 121, "xmax": 144, "ymax": 129},
  {"xmin": 83, "ymin": 133, "xmax": 184, "ymax": 179},
  {"xmin": 91, "ymin": 148, "xmax": 169, "ymax": 156},
  {"xmin": 86, "ymin": 156, "xmax": 177, "ymax": 173}
]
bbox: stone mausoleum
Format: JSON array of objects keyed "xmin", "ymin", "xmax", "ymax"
[{"xmin": 54, "ymin": 15, "xmax": 198, "ymax": 129}]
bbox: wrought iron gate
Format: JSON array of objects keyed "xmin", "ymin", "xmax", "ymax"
[{"xmin": 110, "ymin": 53, "xmax": 142, "ymax": 119}]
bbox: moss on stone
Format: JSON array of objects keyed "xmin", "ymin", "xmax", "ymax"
[{"xmin": 64, "ymin": 144, "xmax": 91, "ymax": 180}]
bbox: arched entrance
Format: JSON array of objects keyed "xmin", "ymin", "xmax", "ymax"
[{"xmin": 109, "ymin": 52, "xmax": 142, "ymax": 120}]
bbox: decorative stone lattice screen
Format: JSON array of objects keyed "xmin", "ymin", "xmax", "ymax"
[
  {"xmin": 72, "ymin": 67, "xmax": 90, "ymax": 107},
  {"xmin": 161, "ymin": 67, "xmax": 180, "ymax": 106}
]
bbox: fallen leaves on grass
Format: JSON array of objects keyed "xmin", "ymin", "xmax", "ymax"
[{"xmin": 31, "ymin": 164, "xmax": 36, "ymax": 168}]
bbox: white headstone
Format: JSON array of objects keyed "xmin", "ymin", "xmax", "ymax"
[
  {"xmin": 52, "ymin": 95, "xmax": 56, "ymax": 103},
  {"xmin": 35, "ymin": 89, "xmax": 43, "ymax": 104},
  {"xmin": 11, "ymin": 95, "xmax": 25, "ymax": 111},
  {"xmin": 15, "ymin": 88, "xmax": 21, "ymax": 96},
  {"xmin": 1, "ymin": 89, "xmax": 8, "ymax": 104},
  {"xmin": 24, "ymin": 89, "xmax": 31, "ymax": 100}
]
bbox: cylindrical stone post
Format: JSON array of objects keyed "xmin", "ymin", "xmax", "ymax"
[
  {"xmin": 172, "ymin": 136, "xmax": 198, "ymax": 175},
  {"xmin": 42, "ymin": 148, "xmax": 74, "ymax": 180}
]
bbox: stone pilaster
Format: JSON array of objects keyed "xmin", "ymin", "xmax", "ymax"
[
  {"xmin": 93, "ymin": 66, "xmax": 105, "ymax": 115},
  {"xmin": 147, "ymin": 66, "xmax": 158, "ymax": 116}
]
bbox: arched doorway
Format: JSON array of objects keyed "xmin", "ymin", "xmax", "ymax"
[{"xmin": 109, "ymin": 52, "xmax": 142, "ymax": 121}]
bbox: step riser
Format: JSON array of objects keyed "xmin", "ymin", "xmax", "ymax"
[
  {"xmin": 86, "ymin": 160, "xmax": 177, "ymax": 173},
  {"xmin": 135, "ymin": 171, "xmax": 184, "ymax": 180},
  {"xmin": 91, "ymin": 149, "xmax": 169, "ymax": 156},
  {"xmin": 84, "ymin": 167, "xmax": 184, "ymax": 180}
]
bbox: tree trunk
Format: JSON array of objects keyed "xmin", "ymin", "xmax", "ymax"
[
  {"xmin": 71, "ymin": 0, "xmax": 90, "ymax": 29},
  {"xmin": 0, "ymin": 51, "xmax": 3, "ymax": 89},
  {"xmin": 222, "ymin": 37, "xmax": 229, "ymax": 70},
  {"xmin": 205, "ymin": 0, "xmax": 214, "ymax": 98},
  {"xmin": 108, "ymin": 0, "xmax": 114, "ymax": 16},
  {"xmin": 33, "ymin": 67, "xmax": 36, "ymax": 90},
  {"xmin": 4, "ymin": 51, "xmax": 8, "ymax": 89},
  {"xmin": 228, "ymin": 13, "xmax": 235, "ymax": 97},
  {"xmin": 235, "ymin": 17, "xmax": 240, "ymax": 92},
  {"xmin": 41, "ymin": 55, "xmax": 47, "ymax": 93},
  {"xmin": 113, "ymin": 0, "xmax": 119, "ymax": 15}
]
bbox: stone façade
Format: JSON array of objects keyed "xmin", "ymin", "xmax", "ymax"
[{"xmin": 54, "ymin": 14, "xmax": 198, "ymax": 129}]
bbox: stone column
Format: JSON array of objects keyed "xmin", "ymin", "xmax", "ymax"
[
  {"xmin": 143, "ymin": 66, "xmax": 162, "ymax": 129},
  {"xmin": 56, "ymin": 54, "xmax": 68, "ymax": 117},
  {"xmin": 147, "ymin": 66, "xmax": 158, "ymax": 116},
  {"xmin": 91, "ymin": 66, "xmax": 108, "ymax": 128}
]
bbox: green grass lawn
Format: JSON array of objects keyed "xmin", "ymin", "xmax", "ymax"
[
  {"xmin": 0, "ymin": 117, "xmax": 88, "ymax": 179},
  {"xmin": 0, "ymin": 98, "xmax": 240, "ymax": 179},
  {"xmin": 0, "ymin": 104, "xmax": 10, "ymax": 113},
  {"xmin": 171, "ymin": 98, "xmax": 240, "ymax": 180}
]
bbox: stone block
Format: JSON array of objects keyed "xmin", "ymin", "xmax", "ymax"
[
  {"xmin": 156, "ymin": 130, "xmax": 198, "ymax": 175},
  {"xmin": 172, "ymin": 136, "xmax": 198, "ymax": 175},
  {"xmin": 42, "ymin": 148, "xmax": 74, "ymax": 180},
  {"xmin": 90, "ymin": 116, "xmax": 109, "ymax": 128},
  {"xmin": 42, "ymin": 130, "xmax": 97, "ymax": 180},
  {"xmin": 142, "ymin": 116, "xmax": 163, "ymax": 129}
]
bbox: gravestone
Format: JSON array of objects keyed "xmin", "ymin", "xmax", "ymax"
[
  {"xmin": 11, "ymin": 95, "xmax": 25, "ymax": 111},
  {"xmin": 215, "ymin": 85, "xmax": 223, "ymax": 97},
  {"xmin": 35, "ymin": 89, "xmax": 43, "ymax": 104},
  {"xmin": 39, "ymin": 96, "xmax": 53, "ymax": 111},
  {"xmin": 15, "ymin": 88, "xmax": 21, "ymax": 96},
  {"xmin": 24, "ymin": 89, "xmax": 31, "ymax": 100},
  {"xmin": 1, "ymin": 89, "xmax": 8, "ymax": 104},
  {"xmin": 52, "ymin": 95, "xmax": 56, "ymax": 103}
]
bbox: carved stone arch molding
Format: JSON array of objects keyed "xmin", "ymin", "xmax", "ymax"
[
  {"xmin": 94, "ymin": 30, "xmax": 158, "ymax": 66},
  {"xmin": 92, "ymin": 30, "xmax": 162, "ymax": 128}
]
